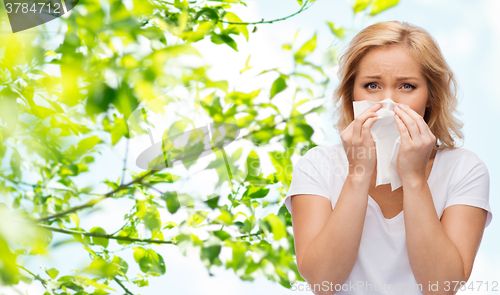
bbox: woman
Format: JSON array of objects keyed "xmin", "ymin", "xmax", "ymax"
[{"xmin": 284, "ymin": 21, "xmax": 493, "ymax": 295}]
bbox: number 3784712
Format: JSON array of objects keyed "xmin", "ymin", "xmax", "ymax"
[{"xmin": 443, "ymin": 281, "xmax": 498, "ymax": 292}]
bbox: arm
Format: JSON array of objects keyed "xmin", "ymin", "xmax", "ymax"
[
  {"xmin": 393, "ymin": 104, "xmax": 488, "ymax": 295},
  {"xmin": 290, "ymin": 173, "xmax": 371, "ymax": 295},
  {"xmin": 402, "ymin": 177, "xmax": 487, "ymax": 295}
]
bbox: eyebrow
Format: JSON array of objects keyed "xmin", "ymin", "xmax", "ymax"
[{"xmin": 361, "ymin": 75, "xmax": 419, "ymax": 81}]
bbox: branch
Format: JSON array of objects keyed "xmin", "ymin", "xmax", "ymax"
[
  {"xmin": 40, "ymin": 224, "xmax": 263, "ymax": 245},
  {"xmin": 236, "ymin": 231, "xmax": 264, "ymax": 239},
  {"xmin": 38, "ymin": 224, "xmax": 176, "ymax": 245},
  {"xmin": 37, "ymin": 170, "xmax": 157, "ymax": 222},
  {"xmin": 219, "ymin": 0, "xmax": 313, "ymax": 25},
  {"xmin": 0, "ymin": 174, "xmax": 101, "ymax": 196},
  {"xmin": 110, "ymin": 206, "xmax": 136, "ymax": 236},
  {"xmin": 35, "ymin": 104, "xmax": 321, "ymax": 223},
  {"xmin": 114, "ymin": 278, "xmax": 134, "ymax": 295},
  {"xmin": 17, "ymin": 265, "xmax": 49, "ymax": 290}
]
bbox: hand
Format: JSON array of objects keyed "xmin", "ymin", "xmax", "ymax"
[
  {"xmin": 340, "ymin": 103, "xmax": 381, "ymax": 178},
  {"xmin": 393, "ymin": 105, "xmax": 437, "ymax": 182}
]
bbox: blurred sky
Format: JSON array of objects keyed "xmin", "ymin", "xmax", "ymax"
[{"xmin": 1, "ymin": 0, "xmax": 499, "ymax": 294}]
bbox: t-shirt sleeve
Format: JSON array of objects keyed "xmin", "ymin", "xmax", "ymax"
[
  {"xmin": 444, "ymin": 151, "xmax": 493, "ymax": 228},
  {"xmin": 283, "ymin": 149, "xmax": 331, "ymax": 216}
]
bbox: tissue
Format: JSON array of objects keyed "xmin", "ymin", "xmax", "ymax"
[{"xmin": 352, "ymin": 98, "xmax": 406, "ymax": 191}]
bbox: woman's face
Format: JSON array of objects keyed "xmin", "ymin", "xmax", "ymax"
[{"xmin": 353, "ymin": 45, "xmax": 430, "ymax": 118}]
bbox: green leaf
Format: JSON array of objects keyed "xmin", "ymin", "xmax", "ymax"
[
  {"xmin": 86, "ymin": 278, "xmax": 116, "ymax": 291},
  {"xmin": 89, "ymin": 227, "xmax": 109, "ymax": 248},
  {"xmin": 205, "ymin": 79, "xmax": 229, "ymax": 92},
  {"xmin": 0, "ymin": 236, "xmax": 19, "ymax": 284},
  {"xmin": 182, "ymin": 21, "xmax": 214, "ymax": 42},
  {"xmin": 113, "ymin": 84, "xmax": 139, "ymax": 119},
  {"xmin": 162, "ymin": 221, "xmax": 178, "ymax": 230},
  {"xmin": 213, "ymin": 230, "xmax": 231, "ymax": 241},
  {"xmin": 10, "ymin": 150, "xmax": 22, "ymax": 180},
  {"xmin": 45, "ymin": 50, "xmax": 57, "ymax": 56},
  {"xmin": 187, "ymin": 211, "xmax": 208, "ymax": 226},
  {"xmin": 133, "ymin": 248, "xmax": 166, "ymax": 275},
  {"xmin": 110, "ymin": 117, "xmax": 129, "ymax": 145},
  {"xmin": 111, "ymin": 256, "xmax": 129, "ymax": 276},
  {"xmin": 293, "ymin": 33, "xmax": 317, "ymax": 63},
  {"xmin": 0, "ymin": 87, "xmax": 19, "ymax": 130},
  {"xmin": 224, "ymin": 12, "xmax": 249, "ymax": 41},
  {"xmin": 70, "ymin": 228, "xmax": 91, "ymax": 245},
  {"xmin": 370, "ymin": 0, "xmax": 399, "ymax": 15},
  {"xmin": 226, "ymin": 241, "xmax": 248, "ymax": 271},
  {"xmin": 174, "ymin": 0, "xmax": 189, "ymax": 9},
  {"xmin": 240, "ymin": 55, "xmax": 252, "ymax": 74},
  {"xmin": 244, "ymin": 187, "xmax": 270, "ymax": 199},
  {"xmin": 262, "ymin": 214, "xmax": 287, "ymax": 240},
  {"xmin": 269, "ymin": 149, "xmax": 293, "ymax": 187},
  {"xmin": 164, "ymin": 192, "xmax": 180, "ymax": 214},
  {"xmin": 69, "ymin": 213, "xmax": 79, "ymax": 228},
  {"xmin": 245, "ymin": 150, "xmax": 260, "ymax": 180},
  {"xmin": 201, "ymin": 236, "xmax": 222, "ymax": 266},
  {"xmin": 204, "ymin": 195, "xmax": 219, "ymax": 209},
  {"xmin": 211, "ymin": 33, "xmax": 238, "ymax": 51},
  {"xmin": 291, "ymin": 72, "xmax": 315, "ymax": 83},
  {"xmin": 270, "ymin": 75, "xmax": 287, "ymax": 99},
  {"xmin": 215, "ymin": 209, "xmax": 233, "ymax": 226},
  {"xmin": 85, "ymin": 83, "xmax": 116, "ymax": 116},
  {"xmin": 57, "ymin": 275, "xmax": 86, "ymax": 291},
  {"xmin": 75, "ymin": 136, "xmax": 102, "ymax": 158},
  {"xmin": 45, "ymin": 268, "xmax": 59, "ymax": 280},
  {"xmin": 132, "ymin": 278, "xmax": 149, "ymax": 287},
  {"xmin": 194, "ymin": 7, "xmax": 219, "ymax": 23},
  {"xmin": 353, "ymin": 0, "xmax": 373, "ymax": 13},
  {"xmin": 43, "ymin": 97, "xmax": 65, "ymax": 113},
  {"xmin": 116, "ymin": 227, "xmax": 138, "ymax": 245},
  {"xmin": 326, "ymin": 22, "xmax": 345, "ymax": 39},
  {"xmin": 219, "ymin": 34, "xmax": 239, "ymax": 52},
  {"xmin": 136, "ymin": 201, "xmax": 162, "ymax": 231}
]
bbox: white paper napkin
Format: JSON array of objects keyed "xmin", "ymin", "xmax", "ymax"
[{"xmin": 352, "ymin": 98, "xmax": 407, "ymax": 191}]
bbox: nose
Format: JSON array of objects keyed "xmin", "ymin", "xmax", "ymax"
[{"xmin": 377, "ymin": 92, "xmax": 402, "ymax": 106}]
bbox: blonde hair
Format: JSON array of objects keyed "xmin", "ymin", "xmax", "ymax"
[{"xmin": 331, "ymin": 21, "xmax": 464, "ymax": 150}]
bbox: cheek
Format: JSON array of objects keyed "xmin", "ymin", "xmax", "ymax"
[
  {"xmin": 407, "ymin": 105, "xmax": 426, "ymax": 118},
  {"xmin": 352, "ymin": 85, "xmax": 363, "ymax": 100},
  {"xmin": 410, "ymin": 91, "xmax": 428, "ymax": 115}
]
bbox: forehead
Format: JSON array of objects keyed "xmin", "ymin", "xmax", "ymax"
[{"xmin": 357, "ymin": 45, "xmax": 423, "ymax": 77}]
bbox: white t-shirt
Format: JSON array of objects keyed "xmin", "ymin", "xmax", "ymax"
[{"xmin": 284, "ymin": 143, "xmax": 493, "ymax": 295}]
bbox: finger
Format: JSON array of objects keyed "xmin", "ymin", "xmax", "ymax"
[
  {"xmin": 398, "ymin": 104, "xmax": 429, "ymax": 137},
  {"xmin": 395, "ymin": 113, "xmax": 411, "ymax": 144},
  {"xmin": 361, "ymin": 117, "xmax": 377, "ymax": 144},
  {"xmin": 394, "ymin": 105, "xmax": 421, "ymax": 142},
  {"xmin": 353, "ymin": 103, "xmax": 381, "ymax": 139}
]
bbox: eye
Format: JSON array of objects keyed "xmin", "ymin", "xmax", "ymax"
[
  {"xmin": 403, "ymin": 83, "xmax": 416, "ymax": 90},
  {"xmin": 364, "ymin": 82, "xmax": 378, "ymax": 90},
  {"xmin": 364, "ymin": 82, "xmax": 416, "ymax": 90}
]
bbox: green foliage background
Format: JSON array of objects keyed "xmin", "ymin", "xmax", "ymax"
[{"xmin": 0, "ymin": 0, "xmax": 399, "ymax": 293}]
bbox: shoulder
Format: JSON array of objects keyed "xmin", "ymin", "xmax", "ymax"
[
  {"xmin": 438, "ymin": 147, "xmax": 489, "ymax": 194},
  {"xmin": 299, "ymin": 142, "xmax": 344, "ymax": 164},
  {"xmin": 439, "ymin": 147, "xmax": 488, "ymax": 173},
  {"xmin": 294, "ymin": 143, "xmax": 348, "ymax": 182}
]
